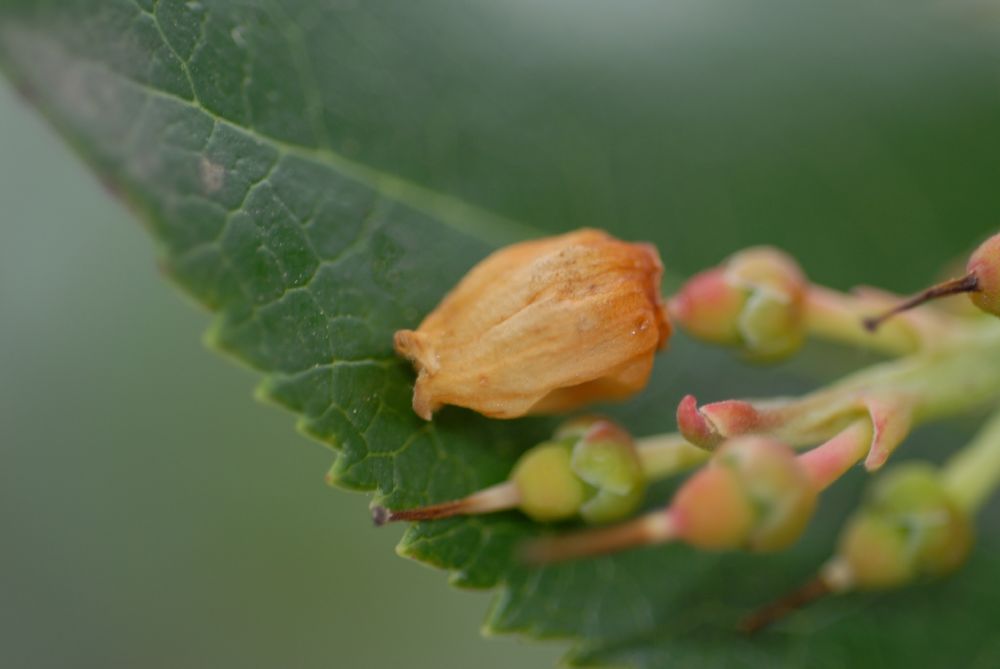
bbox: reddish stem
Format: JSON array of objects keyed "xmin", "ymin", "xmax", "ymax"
[
  {"xmin": 798, "ymin": 420, "xmax": 871, "ymax": 491},
  {"xmin": 520, "ymin": 512, "xmax": 676, "ymax": 564},
  {"xmin": 862, "ymin": 273, "xmax": 980, "ymax": 332},
  {"xmin": 739, "ymin": 575, "xmax": 832, "ymax": 634},
  {"xmin": 372, "ymin": 481, "xmax": 520, "ymax": 526}
]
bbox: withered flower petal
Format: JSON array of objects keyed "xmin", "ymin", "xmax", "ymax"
[{"xmin": 394, "ymin": 229, "xmax": 671, "ymax": 419}]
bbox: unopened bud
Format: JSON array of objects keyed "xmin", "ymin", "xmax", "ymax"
[
  {"xmin": 670, "ymin": 247, "xmax": 807, "ymax": 360},
  {"xmin": 515, "ymin": 417, "xmax": 646, "ymax": 523},
  {"xmin": 837, "ymin": 463, "xmax": 972, "ymax": 589},
  {"xmin": 666, "ymin": 268, "xmax": 745, "ymax": 345},
  {"xmin": 674, "ymin": 436, "xmax": 817, "ymax": 551},
  {"xmin": 394, "ymin": 229, "xmax": 671, "ymax": 419},
  {"xmin": 373, "ymin": 417, "xmax": 645, "ymax": 525},
  {"xmin": 521, "ymin": 435, "xmax": 816, "ymax": 563}
]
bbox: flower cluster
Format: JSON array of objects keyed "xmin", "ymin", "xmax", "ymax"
[{"xmin": 381, "ymin": 229, "xmax": 1000, "ymax": 631}]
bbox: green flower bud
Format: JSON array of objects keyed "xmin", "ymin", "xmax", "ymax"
[
  {"xmin": 669, "ymin": 247, "xmax": 807, "ymax": 361},
  {"xmin": 672, "ymin": 436, "xmax": 817, "ymax": 551},
  {"xmin": 838, "ymin": 463, "xmax": 973, "ymax": 590},
  {"xmin": 522, "ymin": 436, "xmax": 819, "ymax": 565},
  {"xmin": 374, "ymin": 417, "xmax": 644, "ymax": 526},
  {"xmin": 839, "ymin": 513, "xmax": 915, "ymax": 589},
  {"xmin": 511, "ymin": 442, "xmax": 588, "ymax": 522},
  {"xmin": 513, "ymin": 417, "xmax": 646, "ymax": 523}
]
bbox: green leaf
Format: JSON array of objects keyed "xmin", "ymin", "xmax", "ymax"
[{"xmin": 3, "ymin": 1, "xmax": 1000, "ymax": 666}]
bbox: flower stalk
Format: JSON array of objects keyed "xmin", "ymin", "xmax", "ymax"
[
  {"xmin": 371, "ymin": 428, "xmax": 711, "ymax": 526},
  {"xmin": 941, "ymin": 410, "xmax": 1000, "ymax": 513},
  {"xmin": 804, "ymin": 285, "xmax": 923, "ymax": 356},
  {"xmin": 524, "ymin": 430, "xmax": 875, "ymax": 563},
  {"xmin": 372, "ymin": 417, "xmax": 698, "ymax": 526},
  {"xmin": 677, "ymin": 318, "xmax": 1000, "ymax": 466},
  {"xmin": 861, "ymin": 274, "xmax": 981, "ymax": 333},
  {"xmin": 859, "ymin": 232, "xmax": 1000, "ymax": 329},
  {"xmin": 386, "ymin": 229, "xmax": 1000, "ymax": 633},
  {"xmin": 743, "ymin": 410, "xmax": 1000, "ymax": 632}
]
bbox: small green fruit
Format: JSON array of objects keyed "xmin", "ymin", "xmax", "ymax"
[
  {"xmin": 839, "ymin": 513, "xmax": 915, "ymax": 589},
  {"xmin": 838, "ymin": 463, "xmax": 973, "ymax": 590},
  {"xmin": 512, "ymin": 443, "xmax": 587, "ymax": 522},
  {"xmin": 512, "ymin": 417, "xmax": 646, "ymax": 523}
]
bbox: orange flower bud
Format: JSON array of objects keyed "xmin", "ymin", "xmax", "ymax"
[{"xmin": 394, "ymin": 229, "xmax": 671, "ymax": 419}]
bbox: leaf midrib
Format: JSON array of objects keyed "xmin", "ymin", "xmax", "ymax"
[{"xmin": 8, "ymin": 4, "xmax": 542, "ymax": 252}]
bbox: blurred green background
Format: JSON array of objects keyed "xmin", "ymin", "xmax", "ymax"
[{"xmin": 0, "ymin": 83, "xmax": 563, "ymax": 668}]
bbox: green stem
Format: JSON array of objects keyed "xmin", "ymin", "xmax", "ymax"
[
  {"xmin": 635, "ymin": 433, "xmax": 709, "ymax": 480},
  {"xmin": 741, "ymin": 319, "xmax": 1000, "ymax": 447},
  {"xmin": 805, "ymin": 286, "xmax": 920, "ymax": 356},
  {"xmin": 942, "ymin": 410, "xmax": 1000, "ymax": 513},
  {"xmin": 838, "ymin": 319, "xmax": 1000, "ymax": 422}
]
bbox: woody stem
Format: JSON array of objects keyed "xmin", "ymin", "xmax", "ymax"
[
  {"xmin": 862, "ymin": 274, "xmax": 980, "ymax": 332},
  {"xmin": 371, "ymin": 481, "xmax": 521, "ymax": 525}
]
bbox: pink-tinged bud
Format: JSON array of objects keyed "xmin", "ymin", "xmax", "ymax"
[
  {"xmin": 671, "ymin": 465, "xmax": 755, "ymax": 550},
  {"xmin": 672, "ymin": 437, "xmax": 817, "ymax": 551},
  {"xmin": 967, "ymin": 233, "xmax": 1000, "ymax": 316},
  {"xmin": 668, "ymin": 268, "xmax": 745, "ymax": 345},
  {"xmin": 676, "ymin": 395, "xmax": 767, "ymax": 449},
  {"xmin": 670, "ymin": 247, "xmax": 807, "ymax": 360},
  {"xmin": 520, "ymin": 436, "xmax": 816, "ymax": 564},
  {"xmin": 394, "ymin": 229, "xmax": 671, "ymax": 419}
]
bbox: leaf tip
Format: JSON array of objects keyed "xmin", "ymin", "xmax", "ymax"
[
  {"xmin": 371, "ymin": 504, "xmax": 391, "ymax": 526},
  {"xmin": 200, "ymin": 320, "xmax": 224, "ymax": 351},
  {"xmin": 252, "ymin": 381, "xmax": 274, "ymax": 405},
  {"xmin": 323, "ymin": 463, "xmax": 338, "ymax": 487}
]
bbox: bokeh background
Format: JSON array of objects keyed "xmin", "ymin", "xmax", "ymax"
[{"xmin": 0, "ymin": 84, "xmax": 563, "ymax": 668}]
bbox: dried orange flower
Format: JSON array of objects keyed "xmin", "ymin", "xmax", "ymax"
[{"xmin": 394, "ymin": 229, "xmax": 671, "ymax": 419}]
